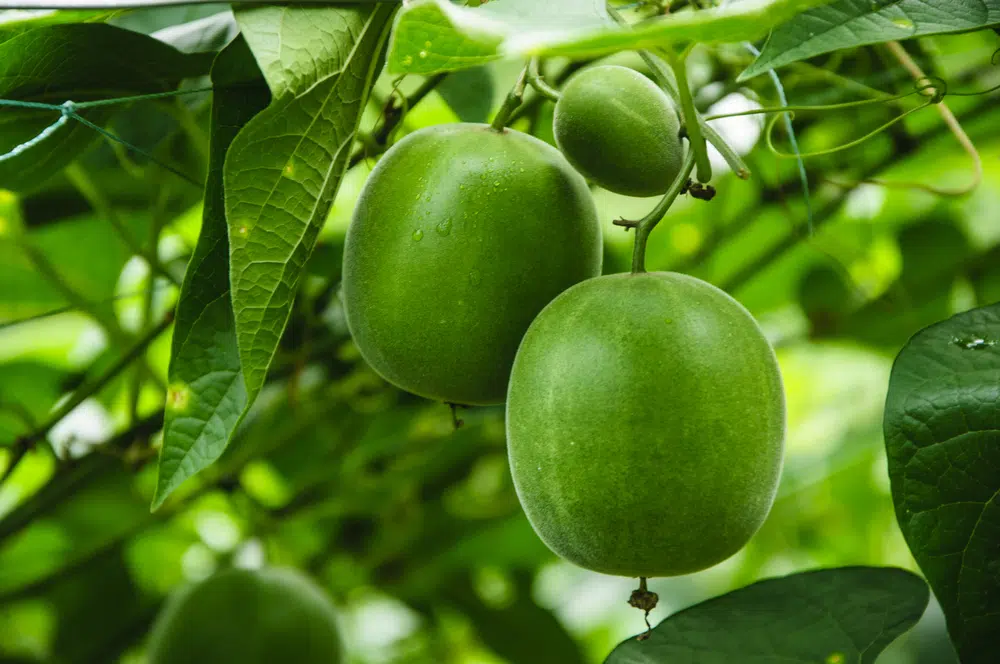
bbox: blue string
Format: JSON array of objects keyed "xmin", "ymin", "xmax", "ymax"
[
  {"xmin": 743, "ymin": 42, "xmax": 814, "ymax": 233},
  {"xmin": 0, "ymin": 101, "xmax": 73, "ymax": 163},
  {"xmin": 0, "ymin": 87, "xmax": 213, "ymax": 187}
]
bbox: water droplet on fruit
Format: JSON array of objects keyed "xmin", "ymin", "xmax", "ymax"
[
  {"xmin": 494, "ymin": 181, "xmax": 500, "ymax": 187},
  {"xmin": 412, "ymin": 229, "xmax": 424, "ymax": 241},
  {"xmin": 892, "ymin": 17, "xmax": 914, "ymax": 29},
  {"xmin": 436, "ymin": 219, "xmax": 452, "ymax": 236},
  {"xmin": 419, "ymin": 50, "xmax": 428, "ymax": 59},
  {"xmin": 402, "ymin": 55, "xmax": 413, "ymax": 66},
  {"xmin": 424, "ymin": 40, "xmax": 432, "ymax": 48}
]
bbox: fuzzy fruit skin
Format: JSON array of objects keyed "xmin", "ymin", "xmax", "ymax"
[
  {"xmin": 343, "ymin": 123, "xmax": 602, "ymax": 406},
  {"xmin": 506, "ymin": 272, "xmax": 785, "ymax": 577},
  {"xmin": 554, "ymin": 65, "xmax": 683, "ymax": 198},
  {"xmin": 147, "ymin": 567, "xmax": 342, "ymax": 664}
]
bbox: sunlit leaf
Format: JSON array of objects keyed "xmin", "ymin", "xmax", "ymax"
[
  {"xmin": 225, "ymin": 4, "xmax": 396, "ymax": 400},
  {"xmin": 387, "ymin": 0, "xmax": 838, "ymax": 75},
  {"xmin": 151, "ymin": 37, "xmax": 269, "ymax": 510}
]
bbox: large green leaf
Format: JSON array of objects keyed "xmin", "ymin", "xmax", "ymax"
[
  {"xmin": 742, "ymin": 0, "xmax": 1000, "ymax": 80},
  {"xmin": 0, "ymin": 9, "xmax": 111, "ymax": 42},
  {"xmin": 151, "ymin": 38, "xmax": 270, "ymax": 510},
  {"xmin": 225, "ymin": 4, "xmax": 395, "ymax": 400},
  {"xmin": 387, "ymin": 0, "xmax": 837, "ymax": 75},
  {"xmin": 605, "ymin": 567, "xmax": 928, "ymax": 663},
  {"xmin": 0, "ymin": 23, "xmax": 207, "ymax": 192},
  {"xmin": 884, "ymin": 303, "xmax": 1000, "ymax": 664}
]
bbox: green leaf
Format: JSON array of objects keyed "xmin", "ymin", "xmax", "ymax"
[
  {"xmin": 0, "ymin": 9, "xmax": 112, "ymax": 42},
  {"xmin": 150, "ymin": 11, "xmax": 239, "ymax": 54},
  {"xmin": 151, "ymin": 37, "xmax": 270, "ymax": 510},
  {"xmin": 884, "ymin": 302, "xmax": 1000, "ymax": 664},
  {"xmin": 605, "ymin": 567, "xmax": 929, "ymax": 663},
  {"xmin": 0, "ymin": 23, "xmax": 207, "ymax": 192},
  {"xmin": 387, "ymin": 0, "xmax": 837, "ymax": 75},
  {"xmin": 437, "ymin": 66, "xmax": 495, "ymax": 123},
  {"xmin": 225, "ymin": 4, "xmax": 396, "ymax": 400},
  {"xmin": 742, "ymin": 0, "xmax": 1000, "ymax": 80}
]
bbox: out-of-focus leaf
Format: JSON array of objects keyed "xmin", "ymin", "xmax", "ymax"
[
  {"xmin": 225, "ymin": 4, "xmax": 395, "ymax": 400},
  {"xmin": 446, "ymin": 573, "xmax": 586, "ymax": 664},
  {"xmin": 884, "ymin": 302, "xmax": 1000, "ymax": 664},
  {"xmin": 742, "ymin": 0, "xmax": 1000, "ymax": 80},
  {"xmin": 151, "ymin": 10, "xmax": 238, "ymax": 54},
  {"xmin": 0, "ymin": 212, "xmax": 150, "ymax": 324},
  {"xmin": 606, "ymin": 567, "xmax": 928, "ymax": 663},
  {"xmin": 152, "ymin": 37, "xmax": 269, "ymax": 510},
  {"xmin": 387, "ymin": 0, "xmax": 838, "ymax": 75},
  {"xmin": 0, "ymin": 24, "xmax": 209, "ymax": 192},
  {"xmin": 437, "ymin": 67, "xmax": 495, "ymax": 123}
]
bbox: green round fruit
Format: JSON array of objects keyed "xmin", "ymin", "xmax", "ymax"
[
  {"xmin": 506, "ymin": 272, "xmax": 784, "ymax": 577},
  {"xmin": 554, "ymin": 65, "xmax": 684, "ymax": 198},
  {"xmin": 343, "ymin": 123, "xmax": 602, "ymax": 406},
  {"xmin": 147, "ymin": 567, "xmax": 342, "ymax": 664}
]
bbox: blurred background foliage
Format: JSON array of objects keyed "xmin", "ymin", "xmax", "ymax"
[{"xmin": 1, "ymin": 3, "xmax": 999, "ymax": 663}]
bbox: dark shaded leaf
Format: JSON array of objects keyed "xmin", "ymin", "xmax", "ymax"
[
  {"xmin": 884, "ymin": 302, "xmax": 1000, "ymax": 664},
  {"xmin": 606, "ymin": 567, "xmax": 928, "ymax": 663},
  {"xmin": 0, "ymin": 23, "xmax": 208, "ymax": 192}
]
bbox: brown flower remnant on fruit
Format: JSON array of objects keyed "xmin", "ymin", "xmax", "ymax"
[{"xmin": 628, "ymin": 577, "xmax": 658, "ymax": 640}]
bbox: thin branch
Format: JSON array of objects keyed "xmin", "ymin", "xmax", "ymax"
[
  {"xmin": 348, "ymin": 73, "xmax": 447, "ymax": 169},
  {"xmin": 626, "ymin": 150, "xmax": 698, "ymax": 273},
  {"xmin": 879, "ymin": 41, "xmax": 982, "ymax": 196}
]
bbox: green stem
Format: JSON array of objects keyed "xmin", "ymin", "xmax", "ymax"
[
  {"xmin": 526, "ymin": 58, "xmax": 561, "ymax": 102},
  {"xmin": 490, "ymin": 63, "xmax": 529, "ymax": 132},
  {"xmin": 669, "ymin": 55, "xmax": 712, "ymax": 184},
  {"xmin": 627, "ymin": 150, "xmax": 697, "ymax": 274}
]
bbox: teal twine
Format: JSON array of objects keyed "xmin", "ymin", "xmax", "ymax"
[
  {"xmin": 0, "ymin": 86, "xmax": 213, "ymax": 186},
  {"xmin": 743, "ymin": 42, "xmax": 814, "ymax": 233},
  {"xmin": 0, "ymin": 100, "xmax": 74, "ymax": 163}
]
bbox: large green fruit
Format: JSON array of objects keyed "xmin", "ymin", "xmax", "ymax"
[
  {"xmin": 343, "ymin": 123, "xmax": 602, "ymax": 406},
  {"xmin": 554, "ymin": 65, "xmax": 683, "ymax": 198},
  {"xmin": 506, "ymin": 273, "xmax": 784, "ymax": 577},
  {"xmin": 147, "ymin": 567, "xmax": 342, "ymax": 664}
]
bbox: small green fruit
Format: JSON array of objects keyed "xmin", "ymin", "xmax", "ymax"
[
  {"xmin": 343, "ymin": 123, "xmax": 602, "ymax": 406},
  {"xmin": 554, "ymin": 65, "xmax": 684, "ymax": 197},
  {"xmin": 147, "ymin": 567, "xmax": 342, "ymax": 664},
  {"xmin": 506, "ymin": 273, "xmax": 785, "ymax": 577}
]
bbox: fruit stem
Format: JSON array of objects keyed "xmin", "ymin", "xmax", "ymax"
[
  {"xmin": 491, "ymin": 63, "xmax": 529, "ymax": 132},
  {"xmin": 669, "ymin": 53, "xmax": 713, "ymax": 184},
  {"xmin": 630, "ymin": 149, "xmax": 697, "ymax": 274},
  {"xmin": 628, "ymin": 576, "xmax": 659, "ymax": 640},
  {"xmin": 526, "ymin": 57, "xmax": 562, "ymax": 102}
]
